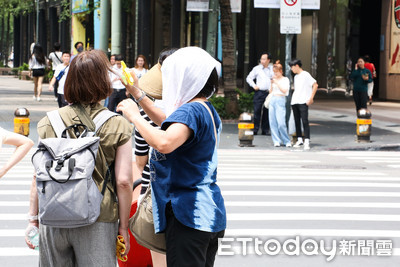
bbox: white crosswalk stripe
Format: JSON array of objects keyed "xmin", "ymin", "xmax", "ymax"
[
  {"xmin": 217, "ymin": 149, "xmax": 400, "ymax": 260},
  {"xmin": 2, "ymin": 148, "xmax": 400, "ymax": 265},
  {"xmin": 0, "ymin": 148, "xmax": 38, "ymax": 263}
]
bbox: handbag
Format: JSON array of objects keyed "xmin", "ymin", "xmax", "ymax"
[
  {"xmin": 264, "ymin": 93, "xmax": 273, "ymax": 109},
  {"xmin": 129, "ymin": 185, "xmax": 166, "ymax": 254},
  {"xmin": 128, "ymin": 101, "xmax": 217, "ymax": 254}
]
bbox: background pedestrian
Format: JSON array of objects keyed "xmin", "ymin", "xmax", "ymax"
[
  {"xmin": 29, "ymin": 44, "xmax": 47, "ymax": 102},
  {"xmin": 269, "ymin": 60, "xmax": 291, "ymax": 147},
  {"xmin": 350, "ymin": 57, "xmax": 372, "ymax": 112},
  {"xmin": 246, "ymin": 52, "xmax": 273, "ymax": 135},
  {"xmin": 48, "ymin": 42, "xmax": 63, "ymax": 102},
  {"xmin": 289, "ymin": 59, "xmax": 318, "ymax": 150},
  {"xmin": 363, "ymin": 55, "xmax": 377, "ymax": 105}
]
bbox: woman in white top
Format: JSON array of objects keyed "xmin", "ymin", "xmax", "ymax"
[
  {"xmin": 269, "ymin": 61, "xmax": 291, "ymax": 147},
  {"xmin": 133, "ymin": 54, "xmax": 148, "ymax": 79},
  {"xmin": 29, "ymin": 44, "xmax": 47, "ymax": 101},
  {"xmin": 0, "ymin": 127, "xmax": 34, "ymax": 179}
]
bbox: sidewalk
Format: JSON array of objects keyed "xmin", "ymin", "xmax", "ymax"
[{"xmin": 1, "ymin": 76, "xmax": 399, "ymax": 151}]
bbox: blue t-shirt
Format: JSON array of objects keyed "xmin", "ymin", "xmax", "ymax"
[{"xmin": 150, "ymin": 101, "xmax": 226, "ymax": 233}]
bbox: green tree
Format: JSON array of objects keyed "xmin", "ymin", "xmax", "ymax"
[{"xmin": 0, "ymin": 0, "xmax": 33, "ymax": 65}]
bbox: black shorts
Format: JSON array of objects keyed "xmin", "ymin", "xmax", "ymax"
[{"xmin": 32, "ymin": 68, "xmax": 45, "ymax": 77}]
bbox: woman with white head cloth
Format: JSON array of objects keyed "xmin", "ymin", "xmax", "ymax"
[{"xmin": 117, "ymin": 47, "xmax": 226, "ymax": 267}]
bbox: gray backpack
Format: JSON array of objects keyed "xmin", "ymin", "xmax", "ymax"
[{"xmin": 32, "ymin": 108, "xmax": 118, "ymax": 228}]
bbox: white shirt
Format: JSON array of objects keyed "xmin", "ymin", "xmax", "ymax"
[
  {"xmin": 291, "ymin": 70, "xmax": 317, "ymax": 105},
  {"xmin": 54, "ymin": 64, "xmax": 69, "ymax": 95},
  {"xmin": 29, "ymin": 55, "xmax": 46, "ymax": 69},
  {"xmin": 109, "ymin": 65, "xmax": 125, "ymax": 89},
  {"xmin": 270, "ymin": 76, "xmax": 290, "ymax": 96},
  {"xmin": 246, "ymin": 64, "xmax": 273, "ymax": 91},
  {"xmin": 48, "ymin": 52, "xmax": 63, "ymax": 70},
  {"xmin": 133, "ymin": 68, "xmax": 148, "ymax": 79}
]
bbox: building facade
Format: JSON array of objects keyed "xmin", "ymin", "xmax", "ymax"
[{"xmin": 12, "ymin": 0, "xmax": 400, "ymax": 101}]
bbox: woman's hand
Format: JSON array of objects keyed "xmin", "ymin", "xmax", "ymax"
[
  {"xmin": 118, "ymin": 226, "xmax": 130, "ymax": 258},
  {"xmin": 116, "ymin": 99, "xmax": 141, "ymax": 122},
  {"xmin": 121, "ymin": 70, "xmax": 141, "ymax": 99},
  {"xmin": 25, "ymin": 221, "xmax": 39, "ymax": 250}
]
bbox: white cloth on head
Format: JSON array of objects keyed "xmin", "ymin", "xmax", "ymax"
[{"xmin": 160, "ymin": 47, "xmax": 221, "ymax": 117}]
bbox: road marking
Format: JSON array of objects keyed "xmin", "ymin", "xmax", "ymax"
[
  {"xmin": 218, "ymin": 176, "xmax": 398, "ymax": 181},
  {"xmin": 224, "ymin": 201, "xmax": 400, "ymax": 208},
  {"xmin": 217, "ymin": 176, "xmax": 400, "ymax": 182},
  {"xmin": 0, "ymin": 190, "xmax": 30, "ymax": 195},
  {"xmin": 222, "ymin": 191, "xmax": 400, "ymax": 197},
  {"xmin": 219, "ymin": 181, "xmax": 400, "ymax": 188},
  {"xmin": 0, "ymin": 247, "xmax": 38, "ymax": 257},
  {"xmin": 228, "ymin": 213, "xmax": 400, "ymax": 222},
  {"xmin": 224, "ymin": 229, "xmax": 400, "ymax": 238},
  {"xmin": 0, "ymin": 214, "xmax": 27, "ymax": 220},
  {"xmin": 0, "ymin": 181, "xmax": 32, "ymax": 185},
  {"xmin": 219, "ymin": 170, "xmax": 385, "ymax": 176},
  {"xmin": 0, "ymin": 201, "xmax": 29, "ymax": 206}
]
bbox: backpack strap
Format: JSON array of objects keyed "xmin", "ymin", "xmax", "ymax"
[
  {"xmin": 93, "ymin": 110, "xmax": 119, "ymax": 134},
  {"xmin": 46, "ymin": 110, "xmax": 67, "ymax": 138}
]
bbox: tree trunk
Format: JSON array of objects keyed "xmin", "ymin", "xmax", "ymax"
[
  {"xmin": 218, "ymin": 0, "xmax": 238, "ymax": 117},
  {"xmin": 0, "ymin": 16, "xmax": 4, "ymax": 65},
  {"xmin": 5, "ymin": 13, "xmax": 10, "ymax": 67},
  {"xmin": 160, "ymin": 1, "xmax": 171, "ymax": 49}
]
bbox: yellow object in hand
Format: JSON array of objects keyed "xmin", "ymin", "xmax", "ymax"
[
  {"xmin": 121, "ymin": 61, "xmax": 134, "ymax": 86},
  {"xmin": 116, "ymin": 235, "xmax": 128, "ymax": 262}
]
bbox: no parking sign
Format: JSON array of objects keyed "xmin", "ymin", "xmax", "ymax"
[{"xmin": 280, "ymin": 0, "xmax": 302, "ymax": 34}]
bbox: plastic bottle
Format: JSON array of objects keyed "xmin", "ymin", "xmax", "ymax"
[{"xmin": 25, "ymin": 225, "xmax": 39, "ymax": 250}]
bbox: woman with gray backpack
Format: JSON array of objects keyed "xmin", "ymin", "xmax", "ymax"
[{"xmin": 26, "ymin": 50, "xmax": 133, "ymax": 266}]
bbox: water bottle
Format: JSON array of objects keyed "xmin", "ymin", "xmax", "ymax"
[{"xmin": 25, "ymin": 225, "xmax": 39, "ymax": 250}]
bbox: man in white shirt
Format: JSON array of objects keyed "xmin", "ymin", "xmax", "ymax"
[
  {"xmin": 48, "ymin": 42, "xmax": 63, "ymax": 102},
  {"xmin": 246, "ymin": 53, "xmax": 273, "ymax": 135},
  {"xmin": 289, "ymin": 59, "xmax": 318, "ymax": 150},
  {"xmin": 107, "ymin": 55, "xmax": 127, "ymax": 113},
  {"xmin": 48, "ymin": 52, "xmax": 70, "ymax": 107}
]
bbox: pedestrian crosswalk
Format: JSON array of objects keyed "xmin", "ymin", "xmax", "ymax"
[
  {"xmin": 0, "ymin": 147, "xmax": 38, "ymax": 266},
  {"xmin": 216, "ymin": 149, "xmax": 400, "ymax": 264},
  {"xmin": 1, "ymin": 147, "xmax": 400, "ymax": 266}
]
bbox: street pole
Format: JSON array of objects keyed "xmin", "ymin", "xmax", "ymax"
[
  {"xmin": 206, "ymin": 0, "xmax": 218, "ymax": 57},
  {"xmin": 285, "ymin": 34, "xmax": 293, "ymax": 81},
  {"xmin": 111, "ymin": 0, "xmax": 121, "ymax": 54},
  {"xmin": 36, "ymin": 0, "xmax": 39, "ymax": 44},
  {"xmin": 99, "ymin": 0, "xmax": 110, "ymax": 52}
]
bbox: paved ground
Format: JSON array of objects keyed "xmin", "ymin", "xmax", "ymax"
[
  {"xmin": 1, "ymin": 76, "xmax": 400, "ymax": 267},
  {"xmin": 1, "ymin": 75, "xmax": 399, "ymax": 151}
]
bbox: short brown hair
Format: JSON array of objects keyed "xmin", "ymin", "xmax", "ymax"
[{"xmin": 64, "ymin": 50, "xmax": 113, "ymax": 104}]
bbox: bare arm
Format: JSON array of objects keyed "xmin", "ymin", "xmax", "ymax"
[
  {"xmin": 117, "ymin": 99, "xmax": 192, "ymax": 154},
  {"xmin": 306, "ymin": 82, "xmax": 319, "ymax": 106},
  {"xmin": 0, "ymin": 132, "xmax": 34, "ymax": 178},
  {"xmin": 25, "ymin": 174, "xmax": 39, "ymax": 250},
  {"xmin": 115, "ymin": 138, "xmax": 133, "ymax": 257},
  {"xmin": 122, "ymin": 70, "xmax": 166, "ymax": 126},
  {"xmin": 48, "ymin": 76, "xmax": 56, "ymax": 92}
]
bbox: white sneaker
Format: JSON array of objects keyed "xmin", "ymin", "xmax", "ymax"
[
  {"xmin": 33, "ymin": 96, "xmax": 36, "ymax": 100},
  {"xmin": 274, "ymin": 143, "xmax": 280, "ymax": 147},
  {"xmin": 36, "ymin": 97, "xmax": 41, "ymax": 102},
  {"xmin": 285, "ymin": 143, "xmax": 292, "ymax": 147},
  {"xmin": 293, "ymin": 140, "xmax": 303, "ymax": 148},
  {"xmin": 54, "ymin": 97, "xmax": 58, "ymax": 102},
  {"xmin": 304, "ymin": 139, "xmax": 310, "ymax": 150},
  {"xmin": 304, "ymin": 142, "xmax": 310, "ymax": 150}
]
